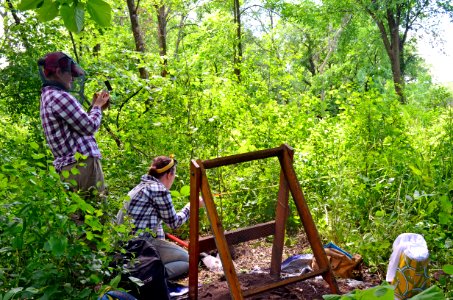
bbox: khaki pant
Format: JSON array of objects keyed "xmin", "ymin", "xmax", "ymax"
[
  {"xmin": 61, "ymin": 156, "xmax": 106, "ymax": 199},
  {"xmin": 61, "ymin": 156, "xmax": 107, "ymax": 241}
]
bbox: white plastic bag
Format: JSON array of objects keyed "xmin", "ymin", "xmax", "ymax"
[
  {"xmin": 200, "ymin": 253, "xmax": 223, "ymax": 274},
  {"xmin": 386, "ymin": 233, "xmax": 429, "ymax": 282}
]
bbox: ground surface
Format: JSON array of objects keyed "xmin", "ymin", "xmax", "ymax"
[{"xmin": 176, "ymin": 232, "xmax": 383, "ymax": 299}]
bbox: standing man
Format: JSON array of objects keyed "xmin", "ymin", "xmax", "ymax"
[{"xmin": 38, "ymin": 51, "xmax": 110, "ymax": 199}]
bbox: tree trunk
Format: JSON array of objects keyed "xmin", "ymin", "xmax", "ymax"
[
  {"xmin": 126, "ymin": 0, "xmax": 149, "ymax": 79},
  {"xmin": 156, "ymin": 5, "xmax": 169, "ymax": 77},
  {"xmin": 388, "ymin": 36, "xmax": 405, "ymax": 104},
  {"xmin": 233, "ymin": 0, "xmax": 242, "ymax": 81},
  {"xmin": 366, "ymin": 5, "xmax": 406, "ymax": 103},
  {"xmin": 385, "ymin": 9, "xmax": 405, "ymax": 103}
]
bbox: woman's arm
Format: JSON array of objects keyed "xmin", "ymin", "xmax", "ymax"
[{"xmin": 154, "ymin": 190, "xmax": 190, "ymax": 229}]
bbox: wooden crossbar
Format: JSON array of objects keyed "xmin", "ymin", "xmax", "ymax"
[
  {"xmin": 201, "ymin": 146, "xmax": 284, "ymax": 169},
  {"xmin": 243, "ymin": 267, "xmax": 328, "ymax": 297},
  {"xmin": 188, "ymin": 144, "xmax": 339, "ymax": 299},
  {"xmin": 198, "ymin": 221, "xmax": 276, "ymax": 253}
]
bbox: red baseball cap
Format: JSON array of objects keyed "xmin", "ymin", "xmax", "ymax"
[{"xmin": 40, "ymin": 52, "xmax": 84, "ymax": 77}]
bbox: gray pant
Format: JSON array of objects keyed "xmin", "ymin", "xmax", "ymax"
[{"xmin": 149, "ymin": 238, "xmax": 189, "ymax": 280}]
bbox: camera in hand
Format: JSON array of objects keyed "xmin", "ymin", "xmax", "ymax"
[
  {"xmin": 104, "ymin": 80, "xmax": 113, "ymax": 108},
  {"xmin": 104, "ymin": 80, "xmax": 113, "ymax": 92}
]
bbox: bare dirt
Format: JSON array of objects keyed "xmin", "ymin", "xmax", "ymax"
[{"xmin": 176, "ymin": 233, "xmax": 383, "ymax": 299}]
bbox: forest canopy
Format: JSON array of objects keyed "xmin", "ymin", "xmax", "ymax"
[{"xmin": 0, "ymin": 0, "xmax": 452, "ymax": 298}]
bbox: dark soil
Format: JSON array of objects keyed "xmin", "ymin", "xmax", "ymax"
[
  {"xmin": 176, "ymin": 232, "xmax": 383, "ymax": 299},
  {"xmin": 196, "ymin": 272, "xmax": 379, "ymax": 300}
]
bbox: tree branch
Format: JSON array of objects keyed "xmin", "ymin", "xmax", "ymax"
[
  {"xmin": 401, "ymin": 2, "xmax": 425, "ymax": 45},
  {"xmin": 5, "ymin": 0, "xmax": 31, "ymax": 50},
  {"xmin": 319, "ymin": 14, "xmax": 352, "ymax": 74},
  {"xmin": 6, "ymin": 0, "xmax": 21, "ymax": 25},
  {"xmin": 240, "ymin": 4, "xmax": 268, "ymax": 15},
  {"xmin": 69, "ymin": 31, "xmax": 80, "ymax": 63},
  {"xmin": 115, "ymin": 87, "xmax": 143, "ymax": 129},
  {"xmin": 174, "ymin": 13, "xmax": 188, "ymax": 60},
  {"xmin": 103, "ymin": 122, "xmax": 123, "ymax": 148}
]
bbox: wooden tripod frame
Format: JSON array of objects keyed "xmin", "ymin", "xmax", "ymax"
[{"xmin": 188, "ymin": 144, "xmax": 339, "ymax": 299}]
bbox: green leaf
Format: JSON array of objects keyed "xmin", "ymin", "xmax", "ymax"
[
  {"xmin": 29, "ymin": 142, "xmax": 39, "ymax": 150},
  {"xmin": 61, "ymin": 170, "xmax": 70, "ymax": 179},
  {"xmin": 445, "ymin": 238, "xmax": 452, "ymax": 249},
  {"xmin": 427, "ymin": 200, "xmax": 438, "ymax": 214},
  {"xmin": 86, "ymin": 231, "xmax": 94, "ymax": 240},
  {"xmin": 18, "ymin": 0, "xmax": 42, "ymax": 10},
  {"xmin": 90, "ymin": 273, "xmax": 102, "ymax": 284},
  {"xmin": 409, "ymin": 285, "xmax": 445, "ymax": 300},
  {"xmin": 85, "ymin": 215, "xmax": 102, "ymax": 231},
  {"xmin": 71, "ymin": 194, "xmax": 95, "ymax": 213},
  {"xmin": 70, "ymin": 167, "xmax": 80, "ymax": 175},
  {"xmin": 78, "ymin": 288, "xmax": 92, "ymax": 298},
  {"xmin": 60, "ymin": 3, "xmax": 85, "ymax": 33},
  {"xmin": 3, "ymin": 287, "xmax": 24, "ymax": 300},
  {"xmin": 439, "ymin": 195, "xmax": 452, "ymax": 213},
  {"xmin": 180, "ymin": 185, "xmax": 191, "ymax": 196},
  {"xmin": 109, "ymin": 274, "xmax": 122, "ymax": 288},
  {"xmin": 24, "ymin": 287, "xmax": 40, "ymax": 294},
  {"xmin": 170, "ymin": 190, "xmax": 181, "ymax": 197},
  {"xmin": 322, "ymin": 295, "xmax": 342, "ymax": 300},
  {"xmin": 128, "ymin": 276, "xmax": 144, "ymax": 287},
  {"xmin": 448, "ymin": 180, "xmax": 453, "ymax": 191},
  {"xmin": 37, "ymin": 0, "xmax": 59, "ymax": 22},
  {"xmin": 372, "ymin": 286, "xmax": 392, "ymax": 297},
  {"xmin": 74, "ymin": 152, "xmax": 88, "ymax": 160},
  {"xmin": 443, "ymin": 264, "xmax": 453, "ymax": 275},
  {"xmin": 375, "ymin": 210, "xmax": 385, "ymax": 217},
  {"xmin": 438, "ymin": 212, "xmax": 450, "ymax": 225},
  {"xmin": 408, "ymin": 165, "xmax": 422, "ymax": 176},
  {"xmin": 0, "ymin": 247, "xmax": 13, "ymax": 253},
  {"xmin": 11, "ymin": 236, "xmax": 23, "ymax": 250},
  {"xmin": 46, "ymin": 235, "xmax": 68, "ymax": 257},
  {"xmin": 87, "ymin": 0, "xmax": 111, "ymax": 27},
  {"xmin": 32, "ymin": 153, "xmax": 45, "ymax": 159},
  {"xmin": 355, "ymin": 285, "xmax": 394, "ymax": 299}
]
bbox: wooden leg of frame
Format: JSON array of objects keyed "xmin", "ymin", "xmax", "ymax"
[{"xmin": 189, "ymin": 161, "xmax": 201, "ymax": 300}]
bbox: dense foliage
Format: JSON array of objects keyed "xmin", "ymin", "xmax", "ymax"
[{"xmin": 0, "ymin": 0, "xmax": 452, "ymax": 298}]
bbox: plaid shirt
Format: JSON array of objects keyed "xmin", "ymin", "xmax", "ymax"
[
  {"xmin": 127, "ymin": 175, "xmax": 190, "ymax": 239},
  {"xmin": 40, "ymin": 86, "xmax": 102, "ymax": 172}
]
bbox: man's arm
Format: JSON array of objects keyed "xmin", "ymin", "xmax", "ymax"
[{"xmin": 53, "ymin": 92, "xmax": 102, "ymax": 136}]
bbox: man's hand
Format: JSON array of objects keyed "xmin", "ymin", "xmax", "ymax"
[{"xmin": 92, "ymin": 90, "xmax": 110, "ymax": 110}]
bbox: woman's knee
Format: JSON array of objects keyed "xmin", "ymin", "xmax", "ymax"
[
  {"xmin": 152, "ymin": 239, "xmax": 188, "ymax": 263},
  {"xmin": 165, "ymin": 261, "xmax": 189, "ymax": 280}
]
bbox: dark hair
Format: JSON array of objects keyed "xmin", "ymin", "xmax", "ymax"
[{"xmin": 148, "ymin": 156, "xmax": 178, "ymax": 178}]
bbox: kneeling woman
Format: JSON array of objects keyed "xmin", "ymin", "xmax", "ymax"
[{"xmin": 126, "ymin": 156, "xmax": 195, "ymax": 279}]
